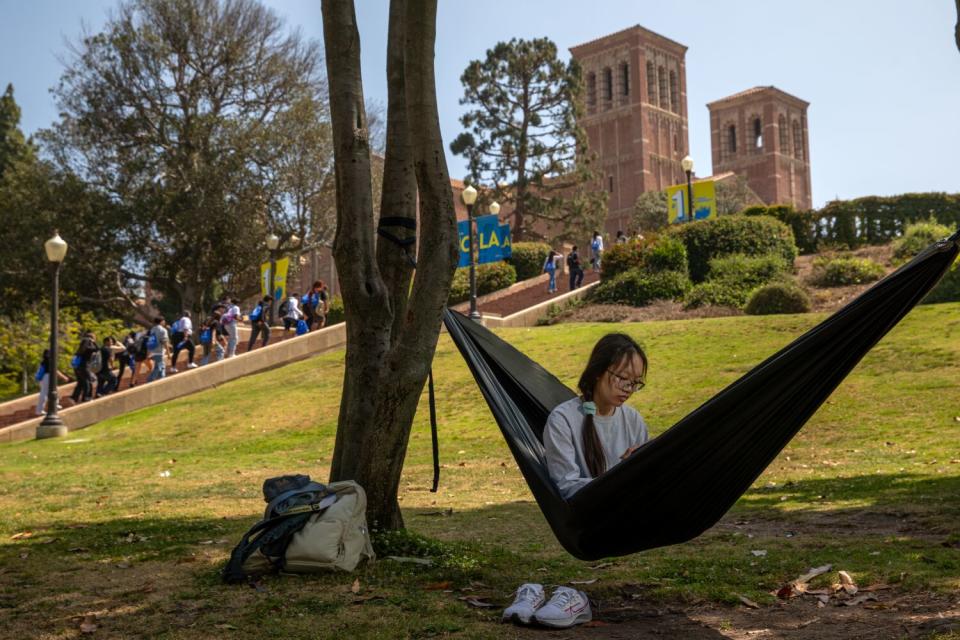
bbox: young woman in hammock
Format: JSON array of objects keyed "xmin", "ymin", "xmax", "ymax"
[
  {"xmin": 502, "ymin": 333, "xmax": 648, "ymax": 629},
  {"xmin": 544, "ymin": 332, "xmax": 649, "ymax": 499}
]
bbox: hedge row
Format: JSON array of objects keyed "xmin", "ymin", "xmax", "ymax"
[
  {"xmin": 742, "ymin": 193, "xmax": 960, "ymax": 254},
  {"xmin": 448, "ymin": 262, "xmax": 517, "ymax": 305},
  {"xmin": 507, "ymin": 242, "xmax": 553, "ymax": 280}
]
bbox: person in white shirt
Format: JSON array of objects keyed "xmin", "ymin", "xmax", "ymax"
[
  {"xmin": 282, "ymin": 294, "xmax": 303, "ymax": 334},
  {"xmin": 221, "ymin": 298, "xmax": 242, "ymax": 358},
  {"xmin": 169, "ymin": 310, "xmax": 197, "ymax": 372},
  {"xmin": 543, "ymin": 333, "xmax": 649, "ymax": 499},
  {"xmin": 590, "ymin": 231, "xmax": 604, "ymax": 272}
]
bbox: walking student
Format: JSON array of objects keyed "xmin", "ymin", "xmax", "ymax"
[
  {"xmin": 306, "ymin": 280, "xmax": 329, "ymax": 330},
  {"xmin": 221, "ymin": 298, "xmax": 241, "ymax": 358},
  {"xmin": 34, "ymin": 349, "xmax": 66, "ymax": 416},
  {"xmin": 95, "ymin": 336, "xmax": 119, "ymax": 396},
  {"xmin": 590, "ymin": 230, "xmax": 604, "ymax": 272},
  {"xmin": 169, "ymin": 310, "xmax": 197, "ymax": 372},
  {"xmin": 146, "ymin": 317, "xmax": 169, "ymax": 382},
  {"xmin": 567, "ymin": 246, "xmax": 584, "ymax": 291},
  {"xmin": 282, "ymin": 293, "xmax": 302, "ymax": 334},
  {"xmin": 70, "ymin": 331, "xmax": 99, "ymax": 403},
  {"xmin": 543, "ymin": 250, "xmax": 559, "ymax": 294},
  {"xmin": 247, "ymin": 295, "xmax": 272, "ymax": 350}
]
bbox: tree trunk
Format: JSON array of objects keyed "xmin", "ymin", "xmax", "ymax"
[{"xmin": 323, "ymin": 0, "xmax": 456, "ymax": 530}]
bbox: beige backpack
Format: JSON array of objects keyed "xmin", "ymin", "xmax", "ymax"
[{"xmin": 226, "ymin": 479, "xmax": 375, "ymax": 582}]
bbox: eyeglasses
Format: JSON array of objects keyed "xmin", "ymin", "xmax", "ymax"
[{"xmin": 606, "ymin": 369, "xmax": 646, "ymax": 393}]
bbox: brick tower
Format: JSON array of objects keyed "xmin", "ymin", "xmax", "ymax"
[
  {"xmin": 707, "ymin": 86, "xmax": 812, "ymax": 209},
  {"xmin": 570, "ymin": 25, "xmax": 690, "ymax": 234}
]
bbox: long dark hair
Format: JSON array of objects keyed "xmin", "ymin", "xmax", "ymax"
[{"xmin": 577, "ymin": 333, "xmax": 647, "ymax": 478}]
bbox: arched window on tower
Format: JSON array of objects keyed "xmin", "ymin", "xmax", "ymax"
[
  {"xmin": 586, "ymin": 72, "xmax": 597, "ymax": 113},
  {"xmin": 778, "ymin": 114, "xmax": 789, "ymax": 153},
  {"xmin": 646, "ymin": 61, "xmax": 657, "ymax": 105},
  {"xmin": 603, "ymin": 67, "xmax": 613, "ymax": 104},
  {"xmin": 753, "ymin": 117, "xmax": 763, "ymax": 151},
  {"xmin": 669, "ymin": 70, "xmax": 678, "ymax": 113},
  {"xmin": 658, "ymin": 65, "xmax": 668, "ymax": 109},
  {"xmin": 620, "ymin": 62, "xmax": 629, "ymax": 98},
  {"xmin": 792, "ymin": 120, "xmax": 803, "ymax": 160}
]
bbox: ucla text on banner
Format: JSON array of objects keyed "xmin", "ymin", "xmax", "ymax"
[
  {"xmin": 457, "ymin": 220, "xmax": 471, "ymax": 268},
  {"xmin": 476, "ymin": 214, "xmax": 505, "ymax": 264},
  {"xmin": 666, "ymin": 180, "xmax": 717, "ymax": 224},
  {"xmin": 260, "ymin": 257, "xmax": 290, "ymax": 301},
  {"xmin": 499, "ymin": 223, "xmax": 512, "ymax": 258}
]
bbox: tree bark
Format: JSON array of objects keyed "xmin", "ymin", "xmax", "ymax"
[{"xmin": 323, "ymin": 0, "xmax": 456, "ymax": 530}]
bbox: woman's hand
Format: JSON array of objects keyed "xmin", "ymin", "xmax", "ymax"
[{"xmin": 620, "ymin": 445, "xmax": 640, "ymax": 460}]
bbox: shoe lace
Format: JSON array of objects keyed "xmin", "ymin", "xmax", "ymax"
[
  {"xmin": 516, "ymin": 585, "xmax": 541, "ymax": 604},
  {"xmin": 547, "ymin": 588, "xmax": 575, "ymax": 608}
]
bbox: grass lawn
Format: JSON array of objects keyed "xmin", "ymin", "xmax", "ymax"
[{"xmin": 1, "ymin": 303, "xmax": 959, "ymax": 639}]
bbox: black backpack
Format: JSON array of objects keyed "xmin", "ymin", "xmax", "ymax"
[{"xmin": 278, "ymin": 299, "xmax": 290, "ymax": 316}]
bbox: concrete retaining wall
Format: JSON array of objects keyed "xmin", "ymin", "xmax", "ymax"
[{"xmin": 0, "ymin": 323, "xmax": 346, "ymax": 444}]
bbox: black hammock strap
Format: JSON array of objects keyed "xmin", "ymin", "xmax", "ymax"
[
  {"xmin": 442, "ymin": 230, "xmax": 960, "ymax": 561},
  {"xmin": 377, "ymin": 216, "xmax": 417, "ymax": 268},
  {"xmin": 428, "ymin": 368, "xmax": 440, "ymax": 492}
]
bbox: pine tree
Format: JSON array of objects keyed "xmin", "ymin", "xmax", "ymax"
[
  {"xmin": 450, "ymin": 38, "xmax": 605, "ymax": 241},
  {"xmin": 0, "ymin": 84, "xmax": 34, "ymax": 180}
]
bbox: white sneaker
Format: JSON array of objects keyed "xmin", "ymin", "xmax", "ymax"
[
  {"xmin": 168, "ymin": 367, "xmax": 178, "ymax": 373},
  {"xmin": 533, "ymin": 586, "xmax": 592, "ymax": 628},
  {"xmin": 502, "ymin": 583, "xmax": 545, "ymax": 625},
  {"xmin": 186, "ymin": 363, "xmax": 198, "ymax": 369}
]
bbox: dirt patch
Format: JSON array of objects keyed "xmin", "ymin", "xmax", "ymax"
[
  {"xmin": 556, "ymin": 300, "xmax": 744, "ymax": 324},
  {"xmin": 507, "ymin": 592, "xmax": 960, "ymax": 640}
]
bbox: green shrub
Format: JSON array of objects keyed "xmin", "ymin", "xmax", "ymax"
[
  {"xmin": 448, "ymin": 261, "xmax": 517, "ymax": 304},
  {"xmin": 811, "ymin": 256, "xmax": 885, "ymax": 287},
  {"xmin": 923, "ymin": 258, "xmax": 960, "ymax": 304},
  {"xmin": 645, "ymin": 236, "xmax": 688, "ymax": 274},
  {"xmin": 668, "ymin": 215, "xmax": 798, "ymax": 282},
  {"xmin": 507, "ymin": 242, "xmax": 552, "ymax": 280},
  {"xmin": 893, "ymin": 218, "xmax": 955, "ymax": 262},
  {"xmin": 707, "ymin": 253, "xmax": 789, "ymax": 288},
  {"xmin": 744, "ymin": 281, "xmax": 811, "ymax": 315},
  {"xmin": 600, "ymin": 240, "xmax": 646, "ymax": 280},
  {"xmin": 325, "ymin": 295, "xmax": 345, "ymax": 325},
  {"xmin": 591, "ymin": 269, "xmax": 690, "ymax": 307},
  {"xmin": 683, "ymin": 281, "xmax": 750, "ymax": 309}
]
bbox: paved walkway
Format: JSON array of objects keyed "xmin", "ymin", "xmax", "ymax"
[{"xmin": 480, "ymin": 270, "xmax": 600, "ymax": 317}]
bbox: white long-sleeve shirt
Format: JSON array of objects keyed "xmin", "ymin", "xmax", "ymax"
[{"xmin": 543, "ymin": 397, "xmax": 648, "ymax": 499}]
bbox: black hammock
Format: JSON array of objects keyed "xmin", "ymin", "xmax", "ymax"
[{"xmin": 441, "ymin": 231, "xmax": 959, "ymax": 561}]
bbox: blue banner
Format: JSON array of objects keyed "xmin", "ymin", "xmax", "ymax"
[
  {"xmin": 457, "ymin": 217, "xmax": 512, "ymax": 266},
  {"xmin": 457, "ymin": 219, "xmax": 471, "ymax": 267}
]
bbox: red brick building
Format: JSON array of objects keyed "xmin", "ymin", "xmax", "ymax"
[
  {"xmin": 570, "ymin": 25, "xmax": 691, "ymax": 234},
  {"xmin": 707, "ymin": 86, "xmax": 812, "ymax": 210}
]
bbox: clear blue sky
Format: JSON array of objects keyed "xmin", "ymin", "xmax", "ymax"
[{"xmin": 2, "ymin": 0, "xmax": 958, "ymax": 208}]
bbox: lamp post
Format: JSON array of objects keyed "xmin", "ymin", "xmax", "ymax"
[
  {"xmin": 38, "ymin": 231, "xmax": 68, "ymax": 439},
  {"xmin": 461, "ymin": 184, "xmax": 480, "ymax": 321},
  {"xmin": 681, "ymin": 155, "xmax": 695, "ymax": 223},
  {"xmin": 266, "ymin": 233, "xmax": 280, "ymax": 325}
]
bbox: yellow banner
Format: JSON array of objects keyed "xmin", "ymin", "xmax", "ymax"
[
  {"xmin": 260, "ymin": 257, "xmax": 290, "ymax": 302},
  {"xmin": 666, "ymin": 180, "xmax": 717, "ymax": 224}
]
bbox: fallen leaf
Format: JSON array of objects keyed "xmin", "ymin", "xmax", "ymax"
[
  {"xmin": 424, "ymin": 581, "xmax": 452, "ymax": 591},
  {"xmin": 589, "ymin": 562, "xmax": 614, "ymax": 570},
  {"xmin": 416, "ymin": 509, "xmax": 454, "ymax": 517},
  {"xmin": 795, "ymin": 564, "xmax": 832, "ymax": 584},
  {"xmin": 19, "ymin": 552, "xmax": 28, "ymax": 559},
  {"xmin": 10, "ymin": 532, "xmax": 33, "ymax": 540},
  {"xmin": 115, "ymin": 562, "xmax": 131, "ymax": 569},
  {"xmin": 214, "ymin": 623, "xmax": 238, "ymax": 630},
  {"xmin": 737, "ymin": 594, "xmax": 761, "ymax": 609},
  {"xmin": 750, "ymin": 550, "xmax": 767, "ymax": 557},
  {"xmin": 351, "ymin": 595, "xmax": 385, "ymax": 605},
  {"xmin": 79, "ymin": 615, "xmax": 98, "ymax": 634},
  {"xmin": 816, "ymin": 595, "xmax": 830, "ymax": 605},
  {"xmin": 39, "ymin": 537, "xmax": 60, "ymax": 545},
  {"xmin": 68, "ymin": 547, "xmax": 90, "ymax": 553},
  {"xmin": 458, "ymin": 596, "xmax": 496, "ymax": 608},
  {"xmin": 197, "ymin": 540, "xmax": 215, "ymax": 545},
  {"xmin": 570, "ymin": 578, "xmax": 598, "ymax": 585},
  {"xmin": 385, "ymin": 556, "xmax": 433, "ymax": 566},
  {"xmin": 351, "ymin": 578, "xmax": 360, "ymax": 594},
  {"xmin": 840, "ymin": 593, "xmax": 878, "ymax": 607},
  {"xmin": 838, "ymin": 570, "xmax": 858, "ymax": 595},
  {"xmin": 862, "ymin": 583, "xmax": 891, "ymax": 592}
]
